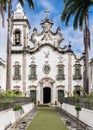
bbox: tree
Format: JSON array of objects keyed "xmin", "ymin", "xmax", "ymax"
[
  {"xmin": 61, "ymin": 0, "xmax": 93, "ymax": 93},
  {"xmin": 75, "ymin": 105, "xmax": 81, "ymax": 127},
  {"xmin": 6, "ymin": 0, "xmax": 34, "ymax": 90},
  {"xmin": 0, "ymin": 0, "xmax": 8, "ymax": 27}
]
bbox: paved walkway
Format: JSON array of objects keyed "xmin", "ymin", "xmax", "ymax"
[
  {"xmin": 27, "ymin": 107, "xmax": 68, "ymax": 130},
  {"xmin": 7, "ymin": 107, "xmax": 92, "ymax": 130},
  {"xmin": 7, "ymin": 107, "xmax": 38, "ymax": 130},
  {"xmin": 56, "ymin": 107, "xmax": 93, "ymax": 130}
]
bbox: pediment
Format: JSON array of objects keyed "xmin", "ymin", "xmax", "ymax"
[
  {"xmin": 31, "ymin": 27, "xmax": 64, "ymax": 49},
  {"xmin": 30, "ymin": 11, "xmax": 64, "ymax": 50}
]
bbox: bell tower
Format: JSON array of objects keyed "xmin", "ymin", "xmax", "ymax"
[
  {"xmin": 11, "ymin": 3, "xmax": 30, "ymax": 94},
  {"xmin": 12, "ymin": 2, "xmax": 30, "ymax": 48}
]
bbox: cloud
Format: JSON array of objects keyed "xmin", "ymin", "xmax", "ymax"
[
  {"xmin": 0, "ymin": 15, "xmax": 7, "ymax": 60},
  {"xmin": 36, "ymin": 0, "xmax": 55, "ymax": 11},
  {"xmin": 63, "ymin": 27, "xmax": 84, "ymax": 53}
]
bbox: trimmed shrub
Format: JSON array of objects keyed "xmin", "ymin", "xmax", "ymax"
[
  {"xmin": 75, "ymin": 105, "xmax": 81, "ymax": 111},
  {"xmin": 13, "ymin": 105, "xmax": 22, "ymax": 111}
]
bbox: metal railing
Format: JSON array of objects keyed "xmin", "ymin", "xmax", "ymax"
[
  {"xmin": 0, "ymin": 95, "xmax": 32, "ymax": 111},
  {"xmin": 63, "ymin": 97, "xmax": 93, "ymax": 110}
]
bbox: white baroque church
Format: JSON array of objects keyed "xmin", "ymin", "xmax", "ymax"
[{"xmin": 1, "ymin": 3, "xmax": 85, "ymax": 104}]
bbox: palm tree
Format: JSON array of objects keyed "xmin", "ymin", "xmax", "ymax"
[
  {"xmin": 0, "ymin": 0, "xmax": 7, "ymax": 27},
  {"xmin": 6, "ymin": 0, "xmax": 34, "ymax": 90},
  {"xmin": 61, "ymin": 0, "xmax": 93, "ymax": 94}
]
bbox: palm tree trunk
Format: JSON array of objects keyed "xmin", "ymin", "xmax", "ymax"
[
  {"xmin": 83, "ymin": 14, "xmax": 90, "ymax": 94},
  {"xmin": 6, "ymin": 0, "xmax": 12, "ymax": 90}
]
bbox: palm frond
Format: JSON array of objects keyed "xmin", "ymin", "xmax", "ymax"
[
  {"xmin": 18, "ymin": 0, "xmax": 23, "ymax": 7},
  {"xmin": 0, "ymin": 0, "xmax": 7, "ymax": 27},
  {"xmin": 73, "ymin": 6, "xmax": 83, "ymax": 30},
  {"xmin": 26, "ymin": 0, "xmax": 34, "ymax": 9},
  {"xmin": 79, "ymin": 9, "xmax": 85, "ymax": 31}
]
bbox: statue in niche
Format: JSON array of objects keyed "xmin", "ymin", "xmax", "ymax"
[
  {"xmin": 56, "ymin": 27, "xmax": 64, "ymax": 47},
  {"xmin": 31, "ymin": 28, "xmax": 38, "ymax": 47},
  {"xmin": 44, "ymin": 51, "xmax": 50, "ymax": 58},
  {"xmin": 41, "ymin": 32, "xmax": 52, "ymax": 41},
  {"xmin": 15, "ymin": 32, "xmax": 20, "ymax": 45}
]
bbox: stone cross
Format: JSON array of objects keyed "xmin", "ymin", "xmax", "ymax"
[
  {"xmin": 31, "ymin": 56, "xmax": 35, "ymax": 62},
  {"xmin": 44, "ymin": 9, "xmax": 50, "ymax": 19},
  {"xmin": 58, "ymin": 55, "xmax": 63, "ymax": 63}
]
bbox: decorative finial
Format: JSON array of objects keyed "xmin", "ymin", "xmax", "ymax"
[
  {"xmin": 16, "ymin": 2, "xmax": 23, "ymax": 12},
  {"xmin": 68, "ymin": 41, "xmax": 71, "ymax": 50},
  {"xmin": 58, "ymin": 55, "xmax": 63, "ymax": 63},
  {"xmin": 31, "ymin": 56, "xmax": 35, "ymax": 63},
  {"xmin": 44, "ymin": 9, "xmax": 50, "ymax": 19},
  {"xmin": 44, "ymin": 51, "xmax": 50, "ymax": 58}
]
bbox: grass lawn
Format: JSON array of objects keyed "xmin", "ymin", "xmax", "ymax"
[{"xmin": 27, "ymin": 107, "xmax": 68, "ymax": 130}]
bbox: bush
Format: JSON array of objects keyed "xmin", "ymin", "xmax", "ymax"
[
  {"xmin": 75, "ymin": 105, "xmax": 81, "ymax": 111},
  {"xmin": 13, "ymin": 105, "xmax": 22, "ymax": 111}
]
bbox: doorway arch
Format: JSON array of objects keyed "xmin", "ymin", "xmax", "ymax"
[{"xmin": 43, "ymin": 87, "xmax": 51, "ymax": 104}]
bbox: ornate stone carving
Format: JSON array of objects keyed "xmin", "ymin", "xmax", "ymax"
[
  {"xmin": 58, "ymin": 55, "xmax": 63, "ymax": 63},
  {"xmin": 44, "ymin": 51, "xmax": 50, "ymax": 58},
  {"xmin": 31, "ymin": 56, "xmax": 36, "ymax": 63},
  {"xmin": 31, "ymin": 10, "xmax": 64, "ymax": 49}
]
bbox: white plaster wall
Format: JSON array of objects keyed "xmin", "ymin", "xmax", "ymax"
[
  {"xmin": 11, "ymin": 54, "xmax": 23, "ymax": 91},
  {"xmin": 89, "ymin": 59, "xmax": 93, "ymax": 93},
  {"xmin": 62, "ymin": 103, "xmax": 93, "ymax": 127},
  {"xmin": 0, "ymin": 103, "xmax": 34, "ymax": 130},
  {"xmin": 0, "ymin": 60, "xmax": 6, "ymax": 91},
  {"xmin": 71, "ymin": 55, "xmax": 83, "ymax": 93},
  {"xmin": 26, "ymin": 46, "xmax": 72, "ymax": 102},
  {"xmin": 11, "ymin": 44, "xmax": 84, "ymax": 102}
]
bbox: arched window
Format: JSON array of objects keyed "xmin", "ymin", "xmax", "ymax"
[
  {"xmin": 13, "ymin": 62, "xmax": 21, "ymax": 80},
  {"xmin": 29, "ymin": 64, "xmax": 37, "ymax": 80},
  {"xmin": 73, "ymin": 64, "xmax": 82, "ymax": 80},
  {"xmin": 14, "ymin": 30, "xmax": 21, "ymax": 45},
  {"xmin": 57, "ymin": 64, "xmax": 65, "ymax": 80}
]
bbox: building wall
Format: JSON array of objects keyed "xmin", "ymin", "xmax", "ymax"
[
  {"xmin": 0, "ymin": 58, "xmax": 6, "ymax": 91},
  {"xmin": 89, "ymin": 58, "xmax": 93, "ymax": 93},
  {"xmin": 62, "ymin": 103, "xmax": 93, "ymax": 127},
  {"xmin": 0, "ymin": 103, "xmax": 34, "ymax": 130},
  {"xmin": 10, "ymin": 3, "xmax": 84, "ymax": 103}
]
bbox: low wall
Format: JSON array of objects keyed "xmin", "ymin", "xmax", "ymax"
[
  {"xmin": 62, "ymin": 103, "xmax": 93, "ymax": 127},
  {"xmin": 0, "ymin": 103, "xmax": 34, "ymax": 130}
]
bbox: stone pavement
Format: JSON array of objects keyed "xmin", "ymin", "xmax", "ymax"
[
  {"xmin": 7, "ymin": 107, "xmax": 38, "ymax": 130},
  {"xmin": 56, "ymin": 107, "xmax": 93, "ymax": 130},
  {"xmin": 7, "ymin": 106, "xmax": 93, "ymax": 130}
]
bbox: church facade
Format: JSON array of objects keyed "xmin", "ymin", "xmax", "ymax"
[{"xmin": 10, "ymin": 3, "xmax": 84, "ymax": 104}]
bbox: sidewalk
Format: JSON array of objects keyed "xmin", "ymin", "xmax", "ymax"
[{"xmin": 7, "ymin": 107, "xmax": 38, "ymax": 130}]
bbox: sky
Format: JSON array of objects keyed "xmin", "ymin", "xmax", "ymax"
[{"xmin": 0, "ymin": 0, "xmax": 93, "ymax": 61}]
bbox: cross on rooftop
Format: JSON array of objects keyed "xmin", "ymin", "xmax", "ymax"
[
  {"xmin": 31, "ymin": 56, "xmax": 35, "ymax": 62},
  {"xmin": 58, "ymin": 55, "xmax": 63, "ymax": 63},
  {"xmin": 44, "ymin": 9, "xmax": 50, "ymax": 19}
]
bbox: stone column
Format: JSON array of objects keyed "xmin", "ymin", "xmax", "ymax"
[
  {"xmin": 23, "ymin": 25, "xmax": 27, "ymax": 46},
  {"xmin": 40, "ymin": 83, "xmax": 43, "ymax": 104},
  {"xmin": 22, "ymin": 52, "xmax": 26, "ymax": 95},
  {"xmin": 22, "ymin": 25, "xmax": 27, "ymax": 95},
  {"xmin": 68, "ymin": 53, "xmax": 72, "ymax": 96}
]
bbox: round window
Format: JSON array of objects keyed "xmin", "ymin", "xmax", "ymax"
[{"xmin": 43, "ymin": 65, "xmax": 50, "ymax": 74}]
